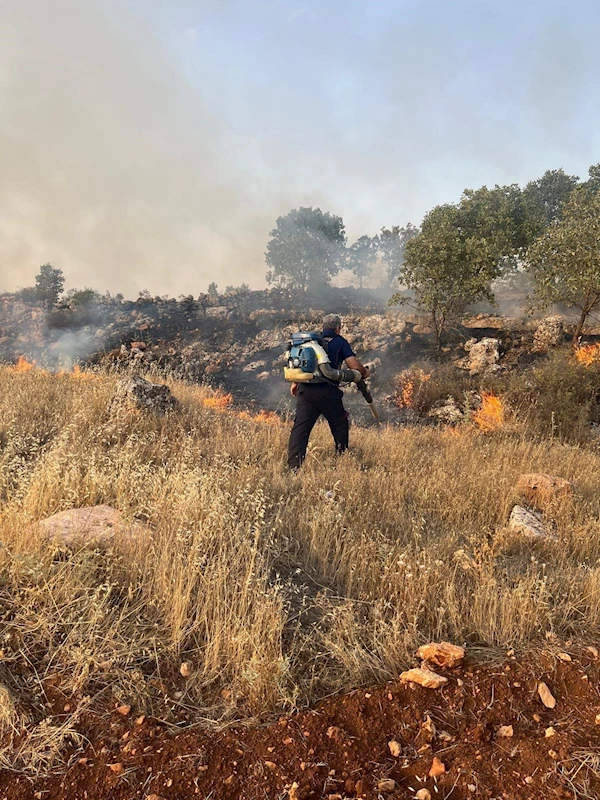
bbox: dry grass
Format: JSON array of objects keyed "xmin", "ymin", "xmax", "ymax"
[{"xmin": 1, "ymin": 364, "xmax": 600, "ymax": 771}]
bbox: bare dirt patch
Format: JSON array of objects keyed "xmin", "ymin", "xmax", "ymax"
[{"xmin": 2, "ymin": 651, "xmax": 599, "ymax": 800}]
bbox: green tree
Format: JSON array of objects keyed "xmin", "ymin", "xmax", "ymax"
[
  {"xmin": 65, "ymin": 287, "xmax": 102, "ymax": 307},
  {"xmin": 265, "ymin": 207, "xmax": 346, "ymax": 292},
  {"xmin": 347, "ymin": 235, "xmax": 377, "ymax": 289},
  {"xmin": 583, "ymin": 163, "xmax": 600, "ymax": 195},
  {"xmin": 459, "ymin": 184, "xmax": 528, "ymax": 264},
  {"xmin": 35, "ymin": 263, "xmax": 64, "ymax": 305},
  {"xmin": 391, "ymin": 203, "xmax": 508, "ymax": 349},
  {"xmin": 522, "ymin": 168, "xmax": 579, "ymax": 242},
  {"xmin": 207, "ymin": 282, "xmax": 219, "ymax": 300},
  {"xmin": 527, "ymin": 188, "xmax": 600, "ymax": 343},
  {"xmin": 377, "ymin": 224, "xmax": 418, "ymax": 287}
]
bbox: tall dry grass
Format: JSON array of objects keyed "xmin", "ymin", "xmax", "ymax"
[{"xmin": 1, "ymin": 365, "xmax": 600, "ymax": 770}]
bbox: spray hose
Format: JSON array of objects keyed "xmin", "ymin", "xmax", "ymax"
[{"xmin": 356, "ymin": 377, "xmax": 380, "ymax": 422}]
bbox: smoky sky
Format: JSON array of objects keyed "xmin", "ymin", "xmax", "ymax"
[{"xmin": 1, "ymin": 0, "xmax": 600, "ymax": 297}]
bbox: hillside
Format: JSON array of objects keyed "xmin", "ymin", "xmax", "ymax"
[{"xmin": 1, "ymin": 363, "xmax": 600, "ymax": 797}]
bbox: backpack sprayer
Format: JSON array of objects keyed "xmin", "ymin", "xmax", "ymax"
[{"xmin": 284, "ymin": 332, "xmax": 380, "ymax": 421}]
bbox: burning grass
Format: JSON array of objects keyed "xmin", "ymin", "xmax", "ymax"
[
  {"xmin": 575, "ymin": 342, "xmax": 600, "ymax": 366},
  {"xmin": 1, "ymin": 365, "xmax": 600, "ymax": 772}
]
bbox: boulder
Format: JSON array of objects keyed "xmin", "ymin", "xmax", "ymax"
[
  {"xmin": 464, "ymin": 337, "xmax": 501, "ymax": 375},
  {"xmin": 428, "ymin": 397, "xmax": 464, "ymax": 425},
  {"xmin": 110, "ymin": 377, "xmax": 177, "ymax": 415},
  {"xmin": 37, "ymin": 505, "xmax": 146, "ymax": 548},
  {"xmin": 508, "ymin": 506, "xmax": 556, "ymax": 541},
  {"xmin": 533, "ymin": 316, "xmax": 564, "ymax": 351},
  {"xmin": 515, "ymin": 473, "xmax": 573, "ymax": 509},
  {"xmin": 416, "ymin": 642, "xmax": 465, "ymax": 668}
]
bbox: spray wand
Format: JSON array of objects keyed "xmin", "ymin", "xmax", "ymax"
[{"xmin": 356, "ymin": 376, "xmax": 380, "ymax": 422}]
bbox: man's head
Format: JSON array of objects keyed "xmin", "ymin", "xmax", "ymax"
[{"xmin": 323, "ymin": 313, "xmax": 342, "ymax": 333}]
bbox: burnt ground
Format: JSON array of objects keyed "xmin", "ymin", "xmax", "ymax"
[{"xmin": 3, "ymin": 648, "xmax": 600, "ymax": 800}]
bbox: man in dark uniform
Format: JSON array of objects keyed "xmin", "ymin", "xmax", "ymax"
[{"xmin": 287, "ymin": 314, "xmax": 369, "ymax": 471}]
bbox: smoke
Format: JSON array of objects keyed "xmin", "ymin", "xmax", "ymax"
[
  {"xmin": 1, "ymin": 0, "xmax": 599, "ymax": 297},
  {"xmin": 0, "ymin": 0, "xmax": 288, "ymax": 297}
]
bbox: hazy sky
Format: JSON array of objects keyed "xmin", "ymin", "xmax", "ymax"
[{"xmin": 1, "ymin": 0, "xmax": 599, "ymax": 296}]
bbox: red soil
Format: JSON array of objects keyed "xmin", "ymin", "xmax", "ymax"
[{"xmin": 2, "ymin": 648, "xmax": 600, "ymax": 800}]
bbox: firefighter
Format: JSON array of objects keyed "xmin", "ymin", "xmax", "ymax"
[{"xmin": 288, "ymin": 314, "xmax": 369, "ymax": 471}]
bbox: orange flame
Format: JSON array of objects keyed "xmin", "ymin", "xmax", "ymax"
[
  {"xmin": 472, "ymin": 392, "xmax": 504, "ymax": 432},
  {"xmin": 395, "ymin": 369, "xmax": 431, "ymax": 409},
  {"xmin": 10, "ymin": 356, "xmax": 35, "ymax": 373},
  {"xmin": 202, "ymin": 392, "xmax": 233, "ymax": 411},
  {"xmin": 575, "ymin": 343, "xmax": 600, "ymax": 366}
]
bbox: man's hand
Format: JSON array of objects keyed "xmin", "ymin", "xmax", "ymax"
[
  {"xmin": 345, "ymin": 356, "xmax": 369, "ymax": 379},
  {"xmin": 290, "ymin": 382, "xmax": 298, "ymax": 397}
]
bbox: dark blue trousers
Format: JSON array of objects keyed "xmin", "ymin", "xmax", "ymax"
[{"xmin": 287, "ymin": 384, "xmax": 349, "ymax": 470}]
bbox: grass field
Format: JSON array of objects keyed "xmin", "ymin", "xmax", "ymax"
[{"xmin": 0, "ymin": 363, "xmax": 599, "ymax": 769}]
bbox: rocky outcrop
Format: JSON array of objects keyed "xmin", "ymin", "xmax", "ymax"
[
  {"xmin": 508, "ymin": 505, "xmax": 556, "ymax": 540},
  {"xmin": 37, "ymin": 505, "xmax": 146, "ymax": 548},
  {"xmin": 110, "ymin": 376, "xmax": 177, "ymax": 414},
  {"xmin": 464, "ymin": 337, "xmax": 502, "ymax": 375},
  {"xmin": 533, "ymin": 316, "xmax": 564, "ymax": 351}
]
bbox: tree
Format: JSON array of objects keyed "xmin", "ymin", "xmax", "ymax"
[
  {"xmin": 265, "ymin": 207, "xmax": 346, "ymax": 292},
  {"xmin": 346, "ymin": 235, "xmax": 377, "ymax": 289},
  {"xmin": 65, "ymin": 287, "xmax": 102, "ymax": 307},
  {"xmin": 527, "ymin": 188, "xmax": 600, "ymax": 343},
  {"xmin": 377, "ymin": 224, "xmax": 418, "ymax": 287},
  {"xmin": 583, "ymin": 163, "xmax": 600, "ymax": 195},
  {"xmin": 35, "ymin": 263, "xmax": 64, "ymax": 305},
  {"xmin": 391, "ymin": 203, "xmax": 507, "ymax": 349},
  {"xmin": 459, "ymin": 184, "xmax": 528, "ymax": 264},
  {"xmin": 207, "ymin": 282, "xmax": 219, "ymax": 301},
  {"xmin": 522, "ymin": 169, "xmax": 579, "ymax": 242}
]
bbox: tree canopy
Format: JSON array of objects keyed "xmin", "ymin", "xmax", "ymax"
[
  {"xmin": 346, "ymin": 235, "xmax": 377, "ymax": 289},
  {"xmin": 522, "ymin": 168, "xmax": 579, "ymax": 242},
  {"xmin": 35, "ymin": 263, "xmax": 64, "ymax": 306},
  {"xmin": 377, "ymin": 224, "xmax": 418, "ymax": 287},
  {"xmin": 527, "ymin": 187, "xmax": 600, "ymax": 342},
  {"xmin": 265, "ymin": 207, "xmax": 346, "ymax": 292}
]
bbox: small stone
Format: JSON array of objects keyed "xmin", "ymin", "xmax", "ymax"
[
  {"xmin": 388, "ymin": 740, "xmax": 402, "ymax": 757},
  {"xmin": 108, "ymin": 763, "xmax": 124, "ymax": 774},
  {"xmin": 429, "ymin": 757, "xmax": 446, "ymax": 778},
  {"xmin": 116, "ymin": 704, "xmax": 131, "ymax": 716},
  {"xmin": 416, "ymin": 790, "xmax": 432, "ymax": 800},
  {"xmin": 595, "ymin": 714, "xmax": 600, "ymax": 725},
  {"xmin": 326, "ymin": 726, "xmax": 344, "ymax": 741},
  {"xmin": 545, "ymin": 727, "xmax": 556, "ymax": 737},
  {"xmin": 136, "ymin": 715, "xmax": 146, "ymax": 725},
  {"xmin": 377, "ymin": 778, "xmax": 396, "ymax": 792},
  {"xmin": 525, "ymin": 776, "xmax": 534, "ymax": 785},
  {"xmin": 557, "ymin": 652, "xmax": 572, "ymax": 662},
  {"xmin": 416, "ymin": 642, "xmax": 465, "ymax": 668},
  {"xmin": 287, "ymin": 783, "xmax": 300, "ymax": 800},
  {"xmin": 264, "ymin": 761, "xmax": 277, "ymax": 771},
  {"xmin": 146, "ymin": 795, "xmax": 166, "ymax": 800},
  {"xmin": 533, "ymin": 713, "xmax": 541, "ymax": 722},
  {"xmin": 538, "ymin": 681, "xmax": 557, "ymax": 709},
  {"xmin": 496, "ymin": 725, "xmax": 513, "ymax": 738},
  {"xmin": 179, "ymin": 661, "xmax": 193, "ymax": 677},
  {"xmin": 400, "ymin": 668, "xmax": 448, "ymax": 689},
  {"xmin": 586, "ymin": 646, "xmax": 599, "ymax": 659},
  {"xmin": 468, "ymin": 785, "xmax": 476, "ymax": 793}
]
